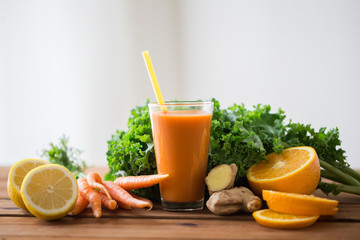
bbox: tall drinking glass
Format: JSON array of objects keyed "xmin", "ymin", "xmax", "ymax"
[{"xmin": 149, "ymin": 101, "xmax": 213, "ymax": 211}]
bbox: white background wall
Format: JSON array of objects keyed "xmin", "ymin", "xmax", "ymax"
[{"xmin": 1, "ymin": 0, "xmax": 359, "ymax": 168}]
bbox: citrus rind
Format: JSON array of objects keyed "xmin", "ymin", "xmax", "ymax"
[
  {"xmin": 253, "ymin": 209, "xmax": 319, "ymax": 229},
  {"xmin": 263, "ymin": 190, "xmax": 339, "ymax": 216}
]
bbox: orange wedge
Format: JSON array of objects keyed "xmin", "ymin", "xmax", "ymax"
[
  {"xmin": 246, "ymin": 146, "xmax": 320, "ymax": 197},
  {"xmin": 263, "ymin": 190, "xmax": 339, "ymax": 216},
  {"xmin": 253, "ymin": 209, "xmax": 319, "ymax": 229}
]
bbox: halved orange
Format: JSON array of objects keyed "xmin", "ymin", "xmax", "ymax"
[
  {"xmin": 263, "ymin": 190, "xmax": 339, "ymax": 216},
  {"xmin": 253, "ymin": 209, "xmax": 319, "ymax": 229},
  {"xmin": 246, "ymin": 146, "xmax": 320, "ymax": 197}
]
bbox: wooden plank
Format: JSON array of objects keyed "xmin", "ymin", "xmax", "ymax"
[
  {"xmin": 1, "ymin": 165, "xmax": 360, "ymax": 222},
  {"xmin": 0, "ymin": 217, "xmax": 359, "ymax": 240},
  {"xmin": 0, "ymin": 237, "xmax": 207, "ymax": 240},
  {"xmin": 0, "ymin": 167, "xmax": 9, "ymax": 198},
  {"xmin": 1, "ymin": 166, "xmax": 360, "ymax": 239},
  {"xmin": 0, "ymin": 198, "xmax": 254, "ymax": 221},
  {"xmin": 1, "ymin": 198, "xmax": 359, "ymax": 222}
]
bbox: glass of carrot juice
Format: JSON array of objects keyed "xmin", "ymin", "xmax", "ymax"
[{"xmin": 149, "ymin": 101, "xmax": 213, "ymax": 211}]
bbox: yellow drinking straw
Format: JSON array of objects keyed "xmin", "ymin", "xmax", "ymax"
[{"xmin": 142, "ymin": 50, "xmax": 167, "ymax": 112}]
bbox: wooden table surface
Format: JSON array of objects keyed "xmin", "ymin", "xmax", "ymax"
[{"xmin": 1, "ymin": 166, "xmax": 360, "ymax": 240}]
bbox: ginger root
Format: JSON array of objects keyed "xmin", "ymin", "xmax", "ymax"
[
  {"xmin": 205, "ymin": 163, "xmax": 238, "ymax": 195},
  {"xmin": 206, "ymin": 187, "xmax": 262, "ymax": 215}
]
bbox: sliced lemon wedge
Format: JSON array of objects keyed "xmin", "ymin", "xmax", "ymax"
[{"xmin": 21, "ymin": 164, "xmax": 78, "ymax": 220}]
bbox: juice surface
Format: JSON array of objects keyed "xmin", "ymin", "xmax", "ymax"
[{"xmin": 151, "ymin": 110, "xmax": 212, "ymax": 203}]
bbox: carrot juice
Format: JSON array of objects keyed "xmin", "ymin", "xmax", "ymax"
[{"xmin": 149, "ymin": 101, "xmax": 213, "ymax": 211}]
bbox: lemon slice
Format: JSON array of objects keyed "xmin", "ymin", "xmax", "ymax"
[
  {"xmin": 7, "ymin": 158, "xmax": 49, "ymax": 209},
  {"xmin": 253, "ymin": 209, "xmax": 319, "ymax": 229},
  {"xmin": 21, "ymin": 164, "xmax": 78, "ymax": 220}
]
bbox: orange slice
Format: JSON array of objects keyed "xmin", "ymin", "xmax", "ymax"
[
  {"xmin": 253, "ymin": 209, "xmax": 319, "ymax": 229},
  {"xmin": 246, "ymin": 146, "xmax": 320, "ymax": 196},
  {"xmin": 263, "ymin": 190, "xmax": 339, "ymax": 216}
]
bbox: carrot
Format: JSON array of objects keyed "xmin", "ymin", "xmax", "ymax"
[
  {"xmin": 86, "ymin": 171, "xmax": 112, "ymax": 200},
  {"xmin": 100, "ymin": 193, "xmax": 117, "ymax": 210},
  {"xmin": 130, "ymin": 193, "xmax": 153, "ymax": 211},
  {"xmin": 102, "ymin": 181, "xmax": 152, "ymax": 209},
  {"xmin": 70, "ymin": 192, "xmax": 89, "ymax": 215},
  {"xmin": 114, "ymin": 174, "xmax": 169, "ymax": 191},
  {"xmin": 78, "ymin": 177, "xmax": 102, "ymax": 218},
  {"xmin": 116, "ymin": 201, "xmax": 132, "ymax": 210}
]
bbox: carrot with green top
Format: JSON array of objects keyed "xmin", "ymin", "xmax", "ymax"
[
  {"xmin": 102, "ymin": 181, "xmax": 152, "ymax": 209},
  {"xmin": 78, "ymin": 177, "xmax": 102, "ymax": 218},
  {"xmin": 114, "ymin": 174, "xmax": 169, "ymax": 191},
  {"xmin": 70, "ymin": 192, "xmax": 89, "ymax": 215},
  {"xmin": 87, "ymin": 171, "xmax": 112, "ymax": 200}
]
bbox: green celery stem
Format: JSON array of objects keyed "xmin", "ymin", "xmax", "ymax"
[
  {"xmin": 342, "ymin": 166, "xmax": 360, "ymax": 182},
  {"xmin": 319, "ymin": 159, "xmax": 360, "ymax": 187},
  {"xmin": 336, "ymin": 184, "xmax": 360, "ymax": 195},
  {"xmin": 321, "ymin": 170, "xmax": 348, "ymax": 184}
]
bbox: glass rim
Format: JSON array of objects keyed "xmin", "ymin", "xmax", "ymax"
[{"xmin": 148, "ymin": 100, "xmax": 214, "ymax": 107}]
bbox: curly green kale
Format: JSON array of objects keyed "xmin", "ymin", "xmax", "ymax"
[
  {"xmin": 105, "ymin": 99, "xmax": 158, "ymax": 199},
  {"xmin": 207, "ymin": 99, "xmax": 289, "ymax": 185},
  {"xmin": 105, "ymin": 99, "xmax": 295, "ymax": 197},
  {"xmin": 105, "ymin": 98, "xmax": 360, "ymax": 199}
]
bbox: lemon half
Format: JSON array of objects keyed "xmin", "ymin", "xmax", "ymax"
[
  {"xmin": 7, "ymin": 158, "xmax": 49, "ymax": 209},
  {"xmin": 21, "ymin": 164, "xmax": 78, "ymax": 220}
]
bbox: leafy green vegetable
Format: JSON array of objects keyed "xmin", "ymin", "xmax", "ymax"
[
  {"xmin": 106, "ymin": 98, "xmax": 360, "ymax": 199},
  {"xmin": 41, "ymin": 135, "xmax": 87, "ymax": 179},
  {"xmin": 207, "ymin": 100, "xmax": 288, "ymax": 185},
  {"xmin": 280, "ymin": 123, "xmax": 360, "ymax": 195},
  {"xmin": 318, "ymin": 181, "xmax": 360, "ymax": 195},
  {"xmin": 105, "ymin": 100, "xmax": 158, "ymax": 199}
]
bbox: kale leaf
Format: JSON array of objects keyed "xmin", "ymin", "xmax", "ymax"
[
  {"xmin": 105, "ymin": 99, "xmax": 158, "ymax": 199},
  {"xmin": 105, "ymin": 98, "xmax": 360, "ymax": 198}
]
